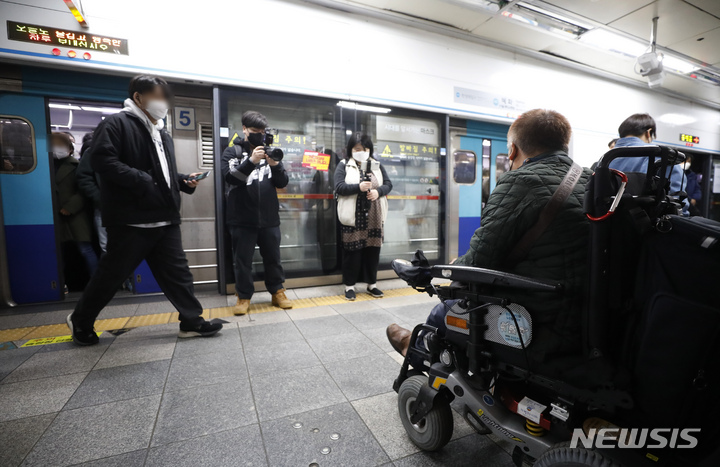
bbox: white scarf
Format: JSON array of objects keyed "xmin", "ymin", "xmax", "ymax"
[{"xmin": 122, "ymin": 98, "xmax": 171, "ymax": 189}]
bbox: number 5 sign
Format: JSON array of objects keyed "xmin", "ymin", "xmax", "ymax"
[{"xmin": 173, "ymin": 107, "xmax": 195, "ymax": 131}]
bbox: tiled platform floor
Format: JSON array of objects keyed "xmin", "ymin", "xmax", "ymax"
[{"xmin": 0, "ymin": 281, "xmax": 515, "ymax": 466}]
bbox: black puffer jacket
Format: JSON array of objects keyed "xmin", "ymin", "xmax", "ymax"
[
  {"xmin": 220, "ymin": 137, "xmax": 289, "ymax": 228},
  {"xmin": 89, "ymin": 111, "xmax": 195, "ymax": 227},
  {"xmin": 456, "ymin": 152, "xmax": 592, "ymax": 361}
]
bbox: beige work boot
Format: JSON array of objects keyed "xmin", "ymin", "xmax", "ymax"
[
  {"xmin": 234, "ymin": 295, "xmax": 250, "ymax": 316},
  {"xmin": 271, "ymin": 288, "xmax": 293, "ymax": 309}
]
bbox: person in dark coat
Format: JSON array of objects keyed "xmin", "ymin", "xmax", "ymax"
[
  {"xmin": 387, "ymin": 109, "xmax": 592, "ymax": 367},
  {"xmin": 683, "ymin": 154, "xmax": 702, "ymax": 216},
  {"xmin": 68, "ymin": 75, "xmax": 222, "ymax": 345},
  {"xmin": 51, "ymin": 132, "xmax": 98, "ymax": 278},
  {"xmin": 76, "ymin": 131, "xmax": 109, "ymax": 252},
  {"xmin": 220, "ymin": 111, "xmax": 292, "ymax": 315}
]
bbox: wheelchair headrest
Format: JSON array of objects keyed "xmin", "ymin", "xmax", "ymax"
[{"xmin": 585, "ymin": 145, "xmax": 685, "ymax": 219}]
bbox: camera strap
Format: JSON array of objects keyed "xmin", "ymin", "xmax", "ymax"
[{"xmin": 505, "ymin": 161, "xmax": 583, "ymax": 268}]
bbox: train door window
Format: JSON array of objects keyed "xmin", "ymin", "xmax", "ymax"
[
  {"xmin": 220, "ymin": 90, "xmax": 344, "ymax": 283},
  {"xmin": 452, "ymin": 150, "xmax": 476, "ymax": 184},
  {"xmin": 481, "ymin": 139, "xmax": 491, "ymax": 208},
  {"xmin": 496, "ymin": 153, "xmax": 510, "ymax": 180},
  {"xmin": 356, "ymin": 112, "xmax": 444, "ymax": 264},
  {"xmin": 0, "ymin": 116, "xmax": 35, "ymax": 174}
]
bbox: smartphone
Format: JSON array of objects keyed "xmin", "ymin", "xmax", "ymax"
[{"xmin": 188, "ymin": 171, "xmax": 211, "ymax": 182}]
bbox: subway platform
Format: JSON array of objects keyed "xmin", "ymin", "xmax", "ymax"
[{"xmin": 0, "ymin": 280, "xmax": 514, "ymax": 466}]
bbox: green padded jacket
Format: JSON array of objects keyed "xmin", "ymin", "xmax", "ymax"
[{"xmin": 455, "ymin": 152, "xmax": 592, "ymax": 361}]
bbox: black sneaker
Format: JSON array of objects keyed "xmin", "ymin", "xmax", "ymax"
[
  {"xmin": 178, "ymin": 320, "xmax": 223, "ymax": 338},
  {"xmin": 66, "ymin": 314, "xmax": 99, "ymax": 346},
  {"xmin": 345, "ymin": 289, "xmax": 356, "ymax": 301},
  {"xmin": 367, "ymin": 287, "xmax": 384, "ymax": 298}
]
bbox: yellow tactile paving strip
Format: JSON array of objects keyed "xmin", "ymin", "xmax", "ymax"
[{"xmin": 0, "ymin": 287, "xmax": 423, "ymax": 343}]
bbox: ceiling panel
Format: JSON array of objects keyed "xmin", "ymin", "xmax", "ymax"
[
  {"xmin": 668, "ymin": 27, "xmax": 720, "ymax": 65},
  {"xmin": 471, "ymin": 17, "xmax": 566, "ymax": 51},
  {"xmin": 540, "ymin": 0, "xmax": 655, "ymax": 25},
  {"xmin": 608, "ymin": 0, "xmax": 720, "ymax": 46},
  {"xmin": 384, "ymin": 0, "xmax": 492, "ymax": 31},
  {"xmin": 540, "ymin": 41, "xmax": 642, "ymax": 81},
  {"xmin": 685, "ymin": 0, "xmax": 720, "ymax": 18}
]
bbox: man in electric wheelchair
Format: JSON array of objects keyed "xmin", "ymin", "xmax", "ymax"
[
  {"xmin": 385, "ymin": 109, "xmax": 720, "ymax": 466},
  {"xmin": 388, "ymin": 109, "xmax": 591, "ymax": 369}
]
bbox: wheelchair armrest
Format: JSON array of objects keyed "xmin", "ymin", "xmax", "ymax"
[{"xmin": 430, "ymin": 265, "xmax": 562, "ymax": 293}]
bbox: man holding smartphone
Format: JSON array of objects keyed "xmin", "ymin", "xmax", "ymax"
[
  {"xmin": 221, "ymin": 111, "xmax": 292, "ymax": 315},
  {"xmin": 68, "ymin": 75, "xmax": 222, "ymax": 345}
]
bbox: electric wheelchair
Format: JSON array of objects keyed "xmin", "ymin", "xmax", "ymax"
[{"xmin": 391, "ymin": 145, "xmax": 720, "ymax": 466}]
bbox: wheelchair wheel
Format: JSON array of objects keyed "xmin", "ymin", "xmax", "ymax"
[
  {"xmin": 534, "ymin": 442, "xmax": 620, "ymax": 467},
  {"xmin": 397, "ymin": 375, "xmax": 453, "ymax": 451}
]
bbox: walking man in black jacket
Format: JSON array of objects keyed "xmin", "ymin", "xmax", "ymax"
[
  {"xmin": 67, "ymin": 75, "xmax": 222, "ymax": 345},
  {"xmin": 220, "ymin": 111, "xmax": 292, "ymax": 315}
]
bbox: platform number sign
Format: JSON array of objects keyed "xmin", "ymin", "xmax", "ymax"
[{"xmin": 174, "ymin": 107, "xmax": 195, "ymax": 131}]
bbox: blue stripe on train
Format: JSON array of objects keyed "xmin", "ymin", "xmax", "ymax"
[
  {"xmin": 458, "ymin": 216, "xmax": 481, "ymax": 257},
  {"xmin": 5, "ymin": 224, "xmax": 61, "ymax": 303}
]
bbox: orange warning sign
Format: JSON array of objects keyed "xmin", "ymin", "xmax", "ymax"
[{"xmin": 301, "ymin": 151, "xmax": 331, "ymax": 171}]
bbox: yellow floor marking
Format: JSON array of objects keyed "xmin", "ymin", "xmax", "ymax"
[
  {"xmin": 168, "ymin": 312, "xmax": 179, "ymax": 323},
  {"xmin": 310, "ymin": 295, "xmax": 347, "ymax": 306},
  {"xmin": 23, "ymin": 324, "xmax": 71, "ymax": 339},
  {"xmin": 94, "ymin": 317, "xmax": 130, "ymax": 331},
  {"xmin": 21, "ymin": 333, "xmax": 103, "ymax": 347},
  {"xmin": 0, "ymin": 286, "xmax": 429, "ymax": 343},
  {"xmin": 0, "ymin": 327, "xmax": 36, "ymax": 342},
  {"xmin": 125, "ymin": 313, "xmax": 173, "ymax": 328}
]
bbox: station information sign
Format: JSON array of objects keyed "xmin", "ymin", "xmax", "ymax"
[
  {"xmin": 679, "ymin": 133, "xmax": 700, "ymax": 144},
  {"xmin": 7, "ymin": 20, "xmax": 129, "ymax": 55}
]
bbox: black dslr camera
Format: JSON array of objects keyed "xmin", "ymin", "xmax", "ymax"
[{"xmin": 262, "ymin": 129, "xmax": 284, "ymax": 162}]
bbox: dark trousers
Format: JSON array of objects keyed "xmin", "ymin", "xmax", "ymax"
[
  {"xmin": 342, "ymin": 246, "xmax": 381, "ymax": 286},
  {"xmin": 410, "ymin": 300, "xmax": 454, "ymax": 369},
  {"xmin": 230, "ymin": 225, "xmax": 285, "ymax": 299},
  {"xmin": 73, "ymin": 224, "xmax": 204, "ymax": 329}
]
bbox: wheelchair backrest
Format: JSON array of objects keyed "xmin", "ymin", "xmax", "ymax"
[{"xmin": 583, "ymin": 145, "xmax": 685, "ymax": 363}]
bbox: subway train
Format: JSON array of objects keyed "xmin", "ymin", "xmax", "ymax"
[
  {"xmin": 2, "ymin": 0, "xmax": 720, "ymax": 307},
  {"xmin": 1, "ymin": 63, "xmax": 719, "ymax": 307}
]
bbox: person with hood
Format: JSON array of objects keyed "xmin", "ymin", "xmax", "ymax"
[
  {"xmin": 51, "ymin": 132, "xmax": 98, "ymax": 278},
  {"xmin": 220, "ymin": 111, "xmax": 292, "ymax": 315},
  {"xmin": 67, "ymin": 75, "xmax": 222, "ymax": 345}
]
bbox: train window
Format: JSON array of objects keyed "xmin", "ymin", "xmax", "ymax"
[
  {"xmin": 0, "ymin": 116, "xmax": 36, "ymax": 174},
  {"xmin": 496, "ymin": 153, "xmax": 510, "ymax": 179},
  {"xmin": 481, "ymin": 139, "xmax": 492, "ymax": 207},
  {"xmin": 453, "ymin": 150, "xmax": 476, "ymax": 184}
]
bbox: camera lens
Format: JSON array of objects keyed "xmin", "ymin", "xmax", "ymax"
[{"xmin": 266, "ymin": 147, "xmax": 284, "ymax": 162}]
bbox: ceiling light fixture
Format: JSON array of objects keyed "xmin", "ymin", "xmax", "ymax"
[
  {"xmin": 336, "ymin": 101, "xmax": 391, "ymax": 113},
  {"xmin": 579, "ymin": 28, "xmax": 647, "ymax": 58},
  {"xmin": 49, "ymin": 103, "xmax": 82, "ymax": 110},
  {"xmin": 81, "ymin": 106, "xmax": 122, "ymax": 114},
  {"xmin": 656, "ymin": 113, "xmax": 697, "ymax": 126},
  {"xmin": 660, "ymin": 55, "xmax": 699, "ymax": 74}
]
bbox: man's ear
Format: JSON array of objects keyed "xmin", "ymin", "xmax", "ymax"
[{"xmin": 508, "ymin": 142, "xmax": 516, "ymax": 160}]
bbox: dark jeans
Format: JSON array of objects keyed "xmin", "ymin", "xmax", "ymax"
[
  {"xmin": 73, "ymin": 224, "xmax": 204, "ymax": 329},
  {"xmin": 229, "ymin": 225, "xmax": 285, "ymax": 299},
  {"xmin": 342, "ymin": 246, "xmax": 381, "ymax": 286},
  {"xmin": 76, "ymin": 241, "xmax": 99, "ymax": 275},
  {"xmin": 415, "ymin": 299, "xmax": 453, "ymax": 351}
]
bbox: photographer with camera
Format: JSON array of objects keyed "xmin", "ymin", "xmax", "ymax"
[
  {"xmin": 335, "ymin": 133, "xmax": 393, "ymax": 301},
  {"xmin": 221, "ymin": 111, "xmax": 292, "ymax": 314}
]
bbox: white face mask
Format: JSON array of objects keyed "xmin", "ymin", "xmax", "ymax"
[
  {"xmin": 52, "ymin": 146, "xmax": 70, "ymax": 159},
  {"xmin": 682, "ymin": 162, "xmax": 691, "ymax": 171},
  {"xmin": 353, "ymin": 151, "xmax": 370, "ymax": 162},
  {"xmin": 145, "ymin": 100, "xmax": 168, "ymax": 121}
]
